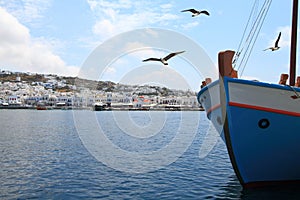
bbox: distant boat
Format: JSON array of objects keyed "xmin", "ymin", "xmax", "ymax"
[
  {"xmin": 36, "ymin": 101, "xmax": 48, "ymax": 110},
  {"xmin": 36, "ymin": 105, "xmax": 47, "ymax": 110},
  {"xmin": 93, "ymin": 102, "xmax": 106, "ymax": 111},
  {"xmin": 197, "ymin": 0, "xmax": 300, "ymax": 188}
]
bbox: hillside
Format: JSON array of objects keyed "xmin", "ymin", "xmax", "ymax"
[{"xmin": 0, "ymin": 71, "xmax": 196, "ymax": 97}]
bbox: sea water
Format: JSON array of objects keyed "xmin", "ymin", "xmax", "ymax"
[{"xmin": 0, "ymin": 110, "xmax": 299, "ymax": 199}]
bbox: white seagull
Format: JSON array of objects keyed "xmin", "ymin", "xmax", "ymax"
[
  {"xmin": 142, "ymin": 51, "xmax": 185, "ymax": 65},
  {"xmin": 181, "ymin": 9, "xmax": 210, "ymax": 17},
  {"xmin": 264, "ymin": 32, "xmax": 281, "ymax": 51}
]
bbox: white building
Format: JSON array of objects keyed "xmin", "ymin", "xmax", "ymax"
[{"xmin": 8, "ymin": 95, "xmax": 22, "ymax": 105}]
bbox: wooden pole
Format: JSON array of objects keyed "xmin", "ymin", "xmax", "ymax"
[{"xmin": 289, "ymin": 0, "xmax": 298, "ymax": 86}]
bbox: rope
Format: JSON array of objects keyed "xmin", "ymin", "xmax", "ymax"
[
  {"xmin": 232, "ymin": 0, "xmax": 259, "ymax": 67},
  {"xmin": 287, "ymin": 85, "xmax": 300, "ymax": 99},
  {"xmin": 240, "ymin": 0, "xmax": 272, "ymax": 75},
  {"xmin": 233, "ymin": 0, "xmax": 273, "ymax": 77},
  {"xmin": 237, "ymin": 0, "xmax": 271, "ymax": 72}
]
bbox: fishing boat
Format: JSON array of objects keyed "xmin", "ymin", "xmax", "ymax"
[
  {"xmin": 36, "ymin": 101, "xmax": 47, "ymax": 110},
  {"xmin": 36, "ymin": 105, "xmax": 47, "ymax": 110},
  {"xmin": 93, "ymin": 102, "xmax": 106, "ymax": 111},
  {"xmin": 197, "ymin": 0, "xmax": 300, "ymax": 188}
]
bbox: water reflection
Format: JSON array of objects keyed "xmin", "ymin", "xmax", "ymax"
[
  {"xmin": 241, "ymin": 185, "xmax": 300, "ymax": 200},
  {"xmin": 216, "ymin": 175, "xmax": 243, "ymax": 199},
  {"xmin": 217, "ymin": 174, "xmax": 300, "ymax": 200}
]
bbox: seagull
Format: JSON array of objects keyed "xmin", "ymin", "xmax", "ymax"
[
  {"xmin": 181, "ymin": 9, "xmax": 210, "ymax": 17},
  {"xmin": 142, "ymin": 51, "xmax": 185, "ymax": 65},
  {"xmin": 264, "ymin": 32, "xmax": 281, "ymax": 51}
]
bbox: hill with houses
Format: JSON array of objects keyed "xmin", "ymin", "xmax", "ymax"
[{"xmin": 0, "ymin": 70, "xmax": 200, "ymax": 110}]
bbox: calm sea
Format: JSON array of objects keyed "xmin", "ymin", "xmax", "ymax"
[{"xmin": 0, "ymin": 110, "xmax": 299, "ymax": 199}]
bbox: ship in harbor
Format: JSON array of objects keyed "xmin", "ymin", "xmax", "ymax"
[{"xmin": 198, "ymin": 0, "xmax": 300, "ymax": 188}]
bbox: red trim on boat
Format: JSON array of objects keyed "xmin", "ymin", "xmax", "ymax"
[{"xmin": 229, "ymin": 102, "xmax": 300, "ymax": 117}]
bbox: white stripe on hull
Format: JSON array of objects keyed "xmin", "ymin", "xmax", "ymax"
[{"xmin": 228, "ymin": 81, "xmax": 300, "ymax": 114}]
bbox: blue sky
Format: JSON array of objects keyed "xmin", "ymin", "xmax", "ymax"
[{"xmin": 0, "ymin": 0, "xmax": 296, "ymax": 91}]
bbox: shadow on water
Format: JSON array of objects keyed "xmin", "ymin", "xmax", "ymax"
[
  {"xmin": 241, "ymin": 185, "xmax": 300, "ymax": 200},
  {"xmin": 215, "ymin": 175, "xmax": 243, "ymax": 199},
  {"xmin": 217, "ymin": 175, "xmax": 300, "ymax": 200}
]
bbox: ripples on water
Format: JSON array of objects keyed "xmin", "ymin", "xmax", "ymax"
[{"xmin": 0, "ymin": 110, "xmax": 299, "ymax": 199}]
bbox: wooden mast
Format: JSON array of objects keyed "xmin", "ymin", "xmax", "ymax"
[{"xmin": 289, "ymin": 0, "xmax": 298, "ymax": 86}]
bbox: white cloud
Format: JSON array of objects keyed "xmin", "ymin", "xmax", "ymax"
[
  {"xmin": 0, "ymin": 0, "xmax": 52, "ymax": 25},
  {"xmin": 122, "ymin": 42, "xmax": 147, "ymax": 52},
  {"xmin": 87, "ymin": 0, "xmax": 179, "ymax": 40},
  {"xmin": 104, "ymin": 66, "xmax": 116, "ymax": 74},
  {"xmin": 160, "ymin": 3, "xmax": 173, "ymax": 10},
  {"xmin": 181, "ymin": 21, "xmax": 199, "ymax": 30},
  {"xmin": 277, "ymin": 26, "xmax": 292, "ymax": 48},
  {"xmin": 0, "ymin": 7, "xmax": 79, "ymax": 76},
  {"xmin": 87, "ymin": 0, "xmax": 132, "ymax": 11},
  {"xmin": 265, "ymin": 26, "xmax": 291, "ymax": 49}
]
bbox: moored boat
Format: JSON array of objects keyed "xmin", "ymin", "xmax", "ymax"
[
  {"xmin": 36, "ymin": 105, "xmax": 47, "ymax": 110},
  {"xmin": 93, "ymin": 102, "xmax": 106, "ymax": 111},
  {"xmin": 197, "ymin": 0, "xmax": 300, "ymax": 188}
]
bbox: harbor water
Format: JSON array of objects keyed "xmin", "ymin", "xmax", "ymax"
[{"xmin": 0, "ymin": 110, "xmax": 299, "ymax": 199}]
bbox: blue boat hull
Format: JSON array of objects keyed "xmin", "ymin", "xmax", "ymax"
[
  {"xmin": 228, "ymin": 103, "xmax": 300, "ymax": 186},
  {"xmin": 198, "ymin": 77, "xmax": 300, "ymax": 187}
]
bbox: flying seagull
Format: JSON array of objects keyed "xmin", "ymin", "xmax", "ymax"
[
  {"xmin": 181, "ymin": 9, "xmax": 210, "ymax": 17},
  {"xmin": 142, "ymin": 51, "xmax": 185, "ymax": 65},
  {"xmin": 264, "ymin": 32, "xmax": 281, "ymax": 51}
]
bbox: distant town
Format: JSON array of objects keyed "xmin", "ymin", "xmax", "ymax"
[{"xmin": 0, "ymin": 70, "xmax": 202, "ymax": 111}]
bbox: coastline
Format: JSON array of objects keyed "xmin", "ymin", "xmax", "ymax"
[{"xmin": 0, "ymin": 105, "xmax": 204, "ymax": 111}]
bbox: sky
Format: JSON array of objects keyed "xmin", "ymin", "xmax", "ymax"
[{"xmin": 0, "ymin": 0, "xmax": 297, "ymax": 91}]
